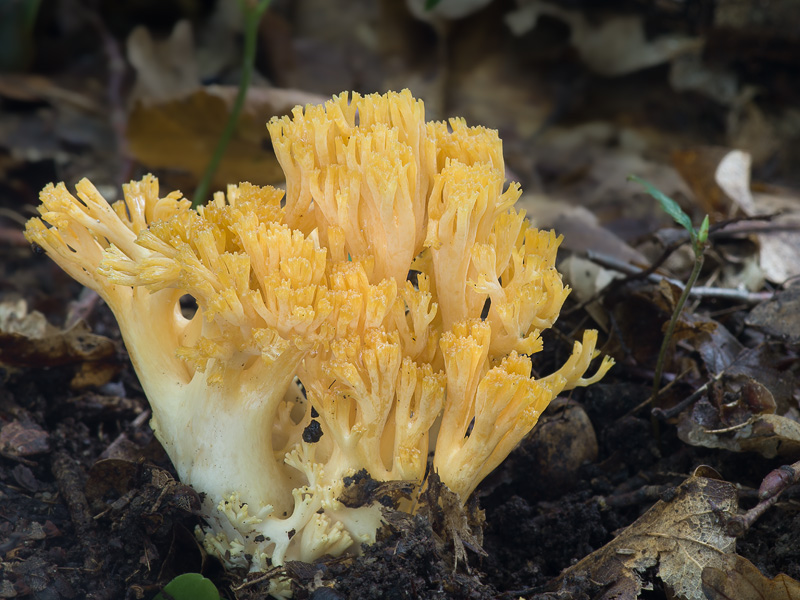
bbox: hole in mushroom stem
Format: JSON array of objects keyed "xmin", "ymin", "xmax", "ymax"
[
  {"xmin": 179, "ymin": 294, "xmax": 198, "ymax": 319},
  {"xmin": 406, "ymin": 269, "xmax": 421, "ymax": 288}
]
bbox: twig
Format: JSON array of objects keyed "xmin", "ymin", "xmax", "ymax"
[
  {"xmin": 52, "ymin": 450, "xmax": 102, "ymax": 570},
  {"xmin": 564, "ymin": 213, "xmax": 780, "ymax": 318},
  {"xmin": 622, "ymin": 365, "xmax": 692, "ymax": 419},
  {"xmin": 651, "ymin": 370, "xmax": 724, "ymax": 421},
  {"xmin": 231, "ymin": 566, "xmax": 285, "ymax": 591},
  {"xmin": 726, "ymin": 460, "xmax": 800, "ymax": 537},
  {"xmin": 584, "ymin": 250, "xmax": 773, "ymax": 305}
]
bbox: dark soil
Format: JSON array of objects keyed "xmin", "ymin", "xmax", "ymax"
[
  {"xmin": 3, "ymin": 252, "xmax": 799, "ymax": 599},
  {"xmin": 3, "ymin": 1, "xmax": 800, "ymax": 598}
]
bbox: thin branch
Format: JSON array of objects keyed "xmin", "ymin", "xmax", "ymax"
[{"xmin": 584, "ymin": 250, "xmax": 773, "ymax": 304}]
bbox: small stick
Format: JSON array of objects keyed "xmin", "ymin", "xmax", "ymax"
[
  {"xmin": 585, "ymin": 250, "xmax": 773, "ymax": 305},
  {"xmin": 726, "ymin": 460, "xmax": 800, "ymax": 537}
]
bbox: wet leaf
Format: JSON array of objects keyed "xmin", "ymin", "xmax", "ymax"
[
  {"xmin": 550, "ymin": 468, "xmax": 737, "ymax": 600},
  {"xmin": 703, "ymin": 553, "xmax": 800, "ymax": 600}
]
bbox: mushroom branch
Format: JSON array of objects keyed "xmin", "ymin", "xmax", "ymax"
[{"xmin": 25, "ymin": 89, "xmax": 613, "ymax": 575}]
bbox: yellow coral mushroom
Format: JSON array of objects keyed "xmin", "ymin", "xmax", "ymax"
[{"xmin": 25, "ymin": 89, "xmax": 613, "ymax": 575}]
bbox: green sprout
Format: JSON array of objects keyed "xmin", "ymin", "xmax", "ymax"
[
  {"xmin": 628, "ymin": 175, "xmax": 709, "ymax": 409},
  {"xmin": 192, "ymin": 0, "xmax": 272, "ymax": 208}
]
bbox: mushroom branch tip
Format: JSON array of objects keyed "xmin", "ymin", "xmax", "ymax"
[{"xmin": 25, "ymin": 89, "xmax": 613, "ymax": 574}]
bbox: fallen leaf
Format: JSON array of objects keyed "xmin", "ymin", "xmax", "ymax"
[
  {"xmin": 679, "ymin": 411, "xmax": 800, "ymax": 459},
  {"xmin": 559, "ymin": 255, "xmax": 626, "ymax": 330},
  {"xmin": 746, "ymin": 287, "xmax": 800, "ymax": 343},
  {"xmin": 0, "ymin": 73, "xmax": 102, "ymax": 112},
  {"xmin": 672, "ymin": 147, "xmax": 755, "ymax": 218},
  {"xmin": 521, "ymin": 194, "xmax": 648, "ymax": 264},
  {"xmin": 505, "ymin": 2, "xmax": 701, "ymax": 76},
  {"xmin": 127, "ymin": 21, "xmax": 200, "ymax": 105},
  {"xmin": 715, "ymin": 149, "xmax": 756, "ymax": 214},
  {"xmin": 751, "ymin": 190, "xmax": 800, "ymax": 284},
  {"xmin": 703, "ymin": 553, "xmax": 800, "ymax": 600},
  {"xmin": 127, "ymin": 86, "xmax": 326, "ymax": 190},
  {"xmin": 0, "ymin": 420, "xmax": 50, "ymax": 457},
  {"xmin": 0, "ymin": 299, "xmax": 119, "ymax": 388},
  {"xmin": 550, "ymin": 467, "xmax": 737, "ymax": 600}
]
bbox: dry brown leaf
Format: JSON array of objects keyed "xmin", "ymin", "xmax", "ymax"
[
  {"xmin": 672, "ymin": 147, "xmax": 756, "ymax": 218},
  {"xmin": 127, "ymin": 86, "xmax": 325, "ymax": 190},
  {"xmin": 551, "ymin": 467, "xmax": 737, "ymax": 600},
  {"xmin": 703, "ymin": 553, "xmax": 800, "ymax": 600}
]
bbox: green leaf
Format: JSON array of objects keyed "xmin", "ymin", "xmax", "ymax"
[
  {"xmin": 628, "ymin": 175, "xmax": 694, "ymax": 234},
  {"xmin": 425, "ymin": 0, "xmax": 443, "ymax": 9},
  {"xmin": 154, "ymin": 574, "xmax": 220, "ymax": 600}
]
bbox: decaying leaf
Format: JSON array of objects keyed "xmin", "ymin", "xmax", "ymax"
[
  {"xmin": 748, "ymin": 191, "xmax": 800, "ymax": 284},
  {"xmin": 550, "ymin": 467, "xmax": 737, "ymax": 600},
  {"xmin": 85, "ymin": 458, "xmax": 201, "ymax": 516},
  {"xmin": 679, "ymin": 411, "xmax": 800, "ymax": 459},
  {"xmin": 746, "ymin": 286, "xmax": 800, "ymax": 344},
  {"xmin": 0, "ymin": 420, "xmax": 50, "ymax": 457},
  {"xmin": 672, "ymin": 147, "xmax": 755, "ymax": 218},
  {"xmin": 703, "ymin": 553, "xmax": 800, "ymax": 600},
  {"xmin": 0, "ymin": 299, "xmax": 118, "ymax": 388},
  {"xmin": 127, "ymin": 86, "xmax": 326, "ymax": 189},
  {"xmin": 505, "ymin": 1, "xmax": 701, "ymax": 76},
  {"xmin": 676, "ymin": 331, "xmax": 800, "ymax": 458}
]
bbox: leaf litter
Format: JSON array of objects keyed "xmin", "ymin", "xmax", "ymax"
[{"xmin": 2, "ymin": 1, "xmax": 800, "ymax": 598}]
